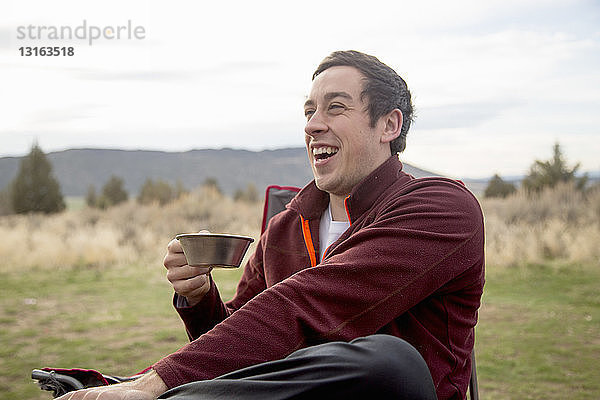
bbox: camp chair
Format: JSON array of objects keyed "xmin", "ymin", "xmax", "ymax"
[
  {"xmin": 262, "ymin": 185, "xmax": 480, "ymax": 400},
  {"xmin": 32, "ymin": 185, "xmax": 479, "ymax": 400}
]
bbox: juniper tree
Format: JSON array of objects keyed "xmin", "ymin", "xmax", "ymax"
[
  {"xmin": 484, "ymin": 174, "xmax": 517, "ymax": 198},
  {"xmin": 522, "ymin": 143, "xmax": 587, "ymax": 192},
  {"xmin": 99, "ymin": 175, "xmax": 128, "ymax": 208},
  {"xmin": 11, "ymin": 144, "xmax": 65, "ymax": 214}
]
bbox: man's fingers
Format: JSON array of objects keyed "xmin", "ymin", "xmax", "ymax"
[
  {"xmin": 164, "ymin": 231, "xmax": 212, "ymax": 301},
  {"xmin": 172, "ymin": 272, "xmax": 210, "ymax": 294},
  {"xmin": 165, "ymin": 230, "xmax": 210, "ymax": 267},
  {"xmin": 167, "ymin": 265, "xmax": 211, "ymax": 281},
  {"xmin": 55, "ymin": 383, "xmax": 154, "ymax": 400},
  {"xmin": 182, "ymin": 276, "xmax": 212, "ymax": 301},
  {"xmin": 164, "ymin": 251, "xmax": 187, "ymax": 269},
  {"xmin": 91, "ymin": 387, "xmax": 117, "ymax": 399},
  {"xmin": 55, "ymin": 387, "xmax": 100, "ymax": 399},
  {"xmin": 166, "ymin": 238, "xmax": 183, "ymax": 253},
  {"xmin": 57, "ymin": 390, "xmax": 79, "ymax": 399},
  {"xmin": 82, "ymin": 389, "xmax": 98, "ymax": 399}
]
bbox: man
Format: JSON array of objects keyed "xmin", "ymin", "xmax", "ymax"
[{"xmin": 59, "ymin": 50, "xmax": 484, "ymax": 400}]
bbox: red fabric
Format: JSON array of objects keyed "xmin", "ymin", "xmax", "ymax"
[
  {"xmin": 153, "ymin": 156, "xmax": 485, "ymax": 400},
  {"xmin": 40, "ymin": 368, "xmax": 110, "ymax": 386}
]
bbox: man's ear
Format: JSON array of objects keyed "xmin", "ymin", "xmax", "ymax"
[{"xmin": 380, "ymin": 109, "xmax": 403, "ymax": 144}]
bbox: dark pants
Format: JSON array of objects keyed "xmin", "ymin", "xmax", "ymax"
[{"xmin": 158, "ymin": 335, "xmax": 437, "ymax": 399}]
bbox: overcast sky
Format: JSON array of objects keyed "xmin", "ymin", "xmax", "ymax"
[{"xmin": 1, "ymin": 0, "xmax": 599, "ymax": 178}]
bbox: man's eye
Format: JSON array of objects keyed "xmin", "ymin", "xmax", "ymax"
[
  {"xmin": 329, "ymin": 103, "xmax": 345, "ymax": 112},
  {"xmin": 304, "ymin": 109, "xmax": 315, "ymax": 119}
]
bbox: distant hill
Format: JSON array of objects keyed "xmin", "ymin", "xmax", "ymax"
[{"xmin": 0, "ymin": 148, "xmax": 443, "ymax": 197}]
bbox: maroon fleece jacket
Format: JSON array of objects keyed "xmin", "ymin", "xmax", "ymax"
[{"xmin": 153, "ymin": 156, "xmax": 485, "ymax": 400}]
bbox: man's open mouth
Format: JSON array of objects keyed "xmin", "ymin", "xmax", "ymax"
[{"xmin": 312, "ymin": 146, "xmax": 339, "ymax": 161}]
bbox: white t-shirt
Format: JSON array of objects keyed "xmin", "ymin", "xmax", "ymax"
[{"xmin": 319, "ymin": 203, "xmax": 350, "ymax": 261}]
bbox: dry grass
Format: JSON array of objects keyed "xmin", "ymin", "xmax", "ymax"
[
  {"xmin": 481, "ymin": 182, "xmax": 600, "ymax": 269},
  {"xmin": 1, "ymin": 183, "xmax": 598, "ymax": 273},
  {"xmin": 0, "ymin": 187, "xmax": 262, "ymax": 273}
]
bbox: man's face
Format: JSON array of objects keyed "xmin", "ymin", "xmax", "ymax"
[{"xmin": 304, "ymin": 66, "xmax": 391, "ymax": 197}]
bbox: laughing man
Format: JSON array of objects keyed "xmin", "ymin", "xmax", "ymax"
[{"xmin": 60, "ymin": 50, "xmax": 484, "ymax": 400}]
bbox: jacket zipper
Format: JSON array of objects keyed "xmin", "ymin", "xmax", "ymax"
[{"xmin": 299, "ymin": 215, "xmax": 317, "ymax": 267}]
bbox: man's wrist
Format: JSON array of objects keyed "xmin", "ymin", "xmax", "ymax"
[
  {"xmin": 185, "ymin": 294, "xmax": 205, "ymax": 307},
  {"xmin": 185, "ymin": 276, "xmax": 212, "ymax": 307},
  {"xmin": 131, "ymin": 368, "xmax": 168, "ymax": 396}
]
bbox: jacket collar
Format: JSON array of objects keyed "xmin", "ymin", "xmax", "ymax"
[{"xmin": 289, "ymin": 156, "xmax": 409, "ymax": 222}]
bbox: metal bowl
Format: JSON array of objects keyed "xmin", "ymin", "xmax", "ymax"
[{"xmin": 176, "ymin": 233, "xmax": 254, "ymax": 268}]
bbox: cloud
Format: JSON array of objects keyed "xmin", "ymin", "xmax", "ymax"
[
  {"xmin": 74, "ymin": 61, "xmax": 278, "ymax": 82},
  {"xmin": 76, "ymin": 69, "xmax": 193, "ymax": 81},
  {"xmin": 2, "ymin": 0, "xmax": 598, "ymax": 178},
  {"xmin": 0, "ymin": 27, "xmax": 11, "ymax": 50},
  {"xmin": 26, "ymin": 103, "xmax": 101, "ymax": 125},
  {"xmin": 413, "ymin": 101, "xmax": 518, "ymax": 130}
]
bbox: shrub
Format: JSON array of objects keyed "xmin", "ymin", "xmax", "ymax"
[
  {"xmin": 138, "ymin": 179, "xmax": 180, "ymax": 205},
  {"xmin": 86, "ymin": 185, "xmax": 97, "ymax": 208},
  {"xmin": 0, "ymin": 185, "xmax": 12, "ymax": 216},
  {"xmin": 202, "ymin": 177, "xmax": 222, "ymax": 195},
  {"xmin": 484, "ymin": 174, "xmax": 517, "ymax": 198},
  {"xmin": 234, "ymin": 183, "xmax": 259, "ymax": 203},
  {"xmin": 99, "ymin": 175, "xmax": 128, "ymax": 208},
  {"xmin": 522, "ymin": 143, "xmax": 587, "ymax": 192}
]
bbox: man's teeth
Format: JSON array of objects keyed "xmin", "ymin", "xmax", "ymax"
[{"xmin": 312, "ymin": 147, "xmax": 339, "ymax": 156}]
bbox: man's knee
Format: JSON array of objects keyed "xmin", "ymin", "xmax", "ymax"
[
  {"xmin": 351, "ymin": 334, "xmax": 428, "ymax": 369},
  {"xmin": 346, "ymin": 335, "xmax": 437, "ymax": 399}
]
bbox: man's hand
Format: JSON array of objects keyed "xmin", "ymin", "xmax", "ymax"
[
  {"xmin": 56, "ymin": 369, "xmax": 167, "ymax": 400},
  {"xmin": 164, "ymin": 232, "xmax": 212, "ymax": 306}
]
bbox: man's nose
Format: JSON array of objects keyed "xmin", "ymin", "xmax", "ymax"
[{"xmin": 304, "ymin": 110, "xmax": 328, "ymax": 137}]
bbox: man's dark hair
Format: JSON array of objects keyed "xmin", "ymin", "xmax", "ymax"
[{"xmin": 313, "ymin": 50, "xmax": 414, "ymax": 154}]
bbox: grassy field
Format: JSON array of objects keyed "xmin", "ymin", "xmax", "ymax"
[
  {"xmin": 1, "ymin": 262, "xmax": 598, "ymax": 399},
  {"xmin": 1, "ymin": 184, "xmax": 599, "ymax": 399},
  {"xmin": 476, "ymin": 263, "xmax": 600, "ymax": 399}
]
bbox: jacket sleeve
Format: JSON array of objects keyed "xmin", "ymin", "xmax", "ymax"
[
  {"xmin": 153, "ymin": 181, "xmax": 484, "ymax": 388},
  {"xmin": 173, "ymin": 235, "xmax": 268, "ymax": 341}
]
